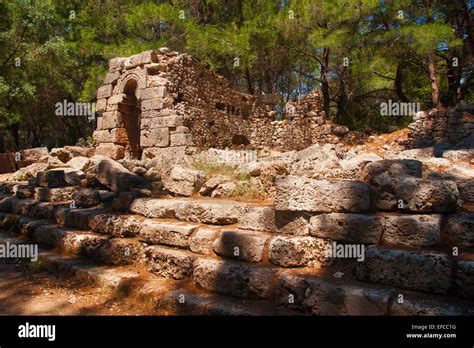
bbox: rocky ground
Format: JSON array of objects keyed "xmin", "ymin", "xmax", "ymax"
[
  {"xmin": 0, "ymin": 260, "xmax": 158, "ymax": 315},
  {"xmin": 0, "ymin": 130, "xmax": 472, "ymax": 316}
]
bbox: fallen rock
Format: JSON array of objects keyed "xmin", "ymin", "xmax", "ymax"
[
  {"xmin": 162, "ymin": 166, "xmax": 206, "ymax": 197},
  {"xmin": 96, "ymin": 158, "xmax": 143, "ymax": 192}
]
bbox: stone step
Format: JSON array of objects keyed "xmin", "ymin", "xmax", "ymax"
[
  {"xmin": 0, "ymin": 232, "xmax": 144, "ymax": 289},
  {"xmin": 158, "ymin": 289, "xmax": 299, "ymax": 316},
  {"xmin": 355, "ymin": 246, "xmax": 452, "ymax": 295},
  {"xmin": 129, "ymin": 197, "xmax": 272, "ymax": 226}
]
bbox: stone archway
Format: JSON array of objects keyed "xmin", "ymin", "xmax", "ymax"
[{"xmin": 121, "ymin": 79, "xmax": 142, "ymax": 159}]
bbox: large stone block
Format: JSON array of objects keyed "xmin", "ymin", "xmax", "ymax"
[
  {"xmin": 382, "ymin": 214, "xmax": 441, "ymax": 247},
  {"xmin": 89, "ymin": 213, "xmax": 144, "ymax": 237},
  {"xmin": 94, "ymin": 144, "xmax": 125, "ymax": 160},
  {"xmin": 35, "ymin": 187, "xmax": 77, "ymax": 202},
  {"xmin": 309, "ymin": 213, "xmax": 384, "ymax": 244},
  {"xmin": 139, "ymin": 86, "xmax": 167, "ymax": 100},
  {"xmin": 35, "ymin": 170, "xmax": 67, "ymax": 188},
  {"xmin": 361, "ymin": 159, "xmax": 422, "ymax": 185},
  {"xmin": 99, "ymin": 238, "xmax": 144, "ymax": 265},
  {"xmin": 213, "ymin": 229, "xmax": 269, "ymax": 263},
  {"xmin": 274, "ymin": 176, "xmax": 371, "ymax": 213},
  {"xmin": 101, "ymin": 111, "xmax": 124, "ymax": 129},
  {"xmin": 389, "ymin": 292, "xmax": 474, "ymax": 315},
  {"xmin": 139, "ymin": 219, "xmax": 199, "ymax": 248},
  {"xmin": 274, "ymin": 211, "xmax": 311, "ymax": 236},
  {"xmin": 394, "ymin": 178, "xmax": 458, "ymax": 213},
  {"xmin": 129, "ymin": 198, "xmax": 244, "ymax": 225},
  {"xmin": 456, "ymin": 260, "xmax": 474, "ymax": 300},
  {"xmin": 141, "ymin": 98, "xmax": 163, "ymax": 111},
  {"xmin": 193, "ymin": 258, "xmax": 276, "ymax": 299},
  {"xmin": 162, "ymin": 167, "xmax": 206, "ymax": 197},
  {"xmin": 140, "ymin": 128, "xmax": 170, "ymax": 148},
  {"xmin": 97, "ymin": 84, "xmax": 113, "ymax": 99},
  {"xmin": 170, "ymin": 133, "xmax": 193, "ymax": 147},
  {"xmin": 443, "ymin": 214, "xmax": 474, "ymax": 249},
  {"xmin": 269, "ymin": 235, "xmax": 331, "ymax": 267},
  {"xmin": 189, "ymin": 227, "xmax": 220, "ymax": 254},
  {"xmin": 356, "ymin": 246, "xmax": 452, "ymax": 294},
  {"xmin": 277, "ymin": 272, "xmax": 394, "ymax": 315},
  {"xmin": 145, "ymin": 246, "xmax": 195, "ymax": 279},
  {"xmin": 141, "ymin": 115, "xmax": 183, "ymax": 128},
  {"xmin": 238, "ymin": 205, "xmax": 276, "ymax": 232},
  {"xmin": 96, "ymin": 158, "xmax": 143, "ymax": 192},
  {"xmin": 0, "ymin": 153, "xmax": 17, "ymax": 173}
]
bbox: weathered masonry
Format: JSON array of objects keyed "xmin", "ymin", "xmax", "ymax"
[{"xmin": 93, "ymin": 48, "xmax": 357, "ymax": 160}]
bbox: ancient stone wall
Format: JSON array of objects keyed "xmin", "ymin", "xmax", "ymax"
[
  {"xmin": 93, "ymin": 48, "xmax": 360, "ymax": 160},
  {"xmin": 407, "ymin": 108, "xmax": 474, "ymax": 148}
]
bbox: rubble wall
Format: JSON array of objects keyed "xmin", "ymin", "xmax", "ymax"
[
  {"xmin": 407, "ymin": 109, "xmax": 474, "ymax": 148},
  {"xmin": 93, "ymin": 48, "xmax": 361, "ymax": 160}
]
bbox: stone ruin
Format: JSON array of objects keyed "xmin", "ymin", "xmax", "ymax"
[
  {"xmin": 93, "ymin": 48, "xmax": 358, "ymax": 160},
  {"xmin": 0, "ymin": 48, "xmax": 473, "ymax": 317}
]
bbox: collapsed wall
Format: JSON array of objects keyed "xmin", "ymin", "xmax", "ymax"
[
  {"xmin": 93, "ymin": 48, "xmax": 361, "ymax": 160},
  {"xmin": 407, "ymin": 108, "xmax": 474, "ymax": 148}
]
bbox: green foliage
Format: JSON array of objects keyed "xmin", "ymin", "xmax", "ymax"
[{"xmin": 0, "ymin": 0, "xmax": 472, "ymax": 151}]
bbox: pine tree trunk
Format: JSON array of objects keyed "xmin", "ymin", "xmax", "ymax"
[
  {"xmin": 427, "ymin": 51, "xmax": 441, "ymax": 108},
  {"xmin": 321, "ymin": 48, "xmax": 330, "ymax": 118}
]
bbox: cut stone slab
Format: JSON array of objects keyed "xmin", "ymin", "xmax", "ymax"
[
  {"xmin": 443, "ymin": 214, "xmax": 474, "ymax": 249},
  {"xmin": 309, "ymin": 213, "xmax": 384, "ymax": 244},
  {"xmin": 277, "ymin": 272, "xmax": 394, "ymax": 315},
  {"xmin": 145, "ymin": 246, "xmax": 196, "ymax": 279},
  {"xmin": 32, "ymin": 225, "xmax": 107, "ymax": 256},
  {"xmin": 66, "ymin": 156, "xmax": 91, "ymax": 172},
  {"xmin": 139, "ymin": 219, "xmax": 200, "ymax": 248},
  {"xmin": 193, "ymin": 258, "xmax": 276, "ymax": 299},
  {"xmin": 361, "ymin": 159, "xmax": 422, "ymax": 184},
  {"xmin": 189, "ymin": 226, "xmax": 220, "ymax": 255},
  {"xmin": 89, "ymin": 213, "xmax": 144, "ymax": 237},
  {"xmin": 382, "ymin": 214, "xmax": 441, "ymax": 247},
  {"xmin": 213, "ymin": 229, "xmax": 269, "ymax": 263},
  {"xmin": 456, "ymin": 260, "xmax": 474, "ymax": 300},
  {"xmin": 98, "ymin": 238, "xmax": 144, "ymax": 265},
  {"xmin": 389, "ymin": 291, "xmax": 474, "ymax": 315},
  {"xmin": 35, "ymin": 187, "xmax": 78, "ymax": 203},
  {"xmin": 129, "ymin": 198, "xmax": 244, "ymax": 225},
  {"xmin": 356, "ymin": 246, "xmax": 452, "ymax": 294},
  {"xmin": 13, "ymin": 184, "xmax": 34, "ymax": 199},
  {"xmin": 394, "ymin": 178, "xmax": 459, "ymax": 213},
  {"xmin": 162, "ymin": 166, "xmax": 206, "ymax": 197},
  {"xmin": 35, "ymin": 170, "xmax": 68, "ymax": 188},
  {"xmin": 71, "ymin": 189, "xmax": 101, "ymax": 208},
  {"xmin": 274, "ymin": 176, "xmax": 371, "ymax": 213},
  {"xmin": 269, "ymin": 236, "xmax": 332, "ymax": 268},
  {"xmin": 96, "ymin": 158, "xmax": 143, "ymax": 192},
  {"xmin": 274, "ymin": 211, "xmax": 311, "ymax": 236},
  {"xmin": 238, "ymin": 205, "xmax": 276, "ymax": 232}
]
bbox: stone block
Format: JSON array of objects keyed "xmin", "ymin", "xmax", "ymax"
[
  {"xmin": 139, "ymin": 219, "xmax": 199, "ymax": 248},
  {"xmin": 145, "ymin": 246, "xmax": 195, "ymax": 279},
  {"xmin": 356, "ymin": 246, "xmax": 452, "ymax": 294},
  {"xmin": 309, "ymin": 213, "xmax": 384, "ymax": 244},
  {"xmin": 193, "ymin": 258, "xmax": 276, "ymax": 299},
  {"xmin": 213, "ymin": 229, "xmax": 269, "ymax": 262},
  {"xmin": 275, "ymin": 176, "xmax": 371, "ymax": 213},
  {"xmin": 269, "ymin": 235, "xmax": 332, "ymax": 267}
]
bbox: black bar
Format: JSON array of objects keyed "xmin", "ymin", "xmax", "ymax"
[{"xmin": 0, "ymin": 316, "xmax": 473, "ymax": 346}]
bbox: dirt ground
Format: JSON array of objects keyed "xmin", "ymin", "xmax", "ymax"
[{"xmin": 0, "ymin": 260, "xmax": 158, "ymax": 315}]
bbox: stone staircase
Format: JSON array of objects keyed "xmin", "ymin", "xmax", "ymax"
[{"xmin": 1, "ymin": 163, "xmax": 474, "ymax": 315}]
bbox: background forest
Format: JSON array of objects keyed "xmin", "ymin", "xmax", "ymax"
[{"xmin": 0, "ymin": 0, "xmax": 472, "ymax": 151}]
